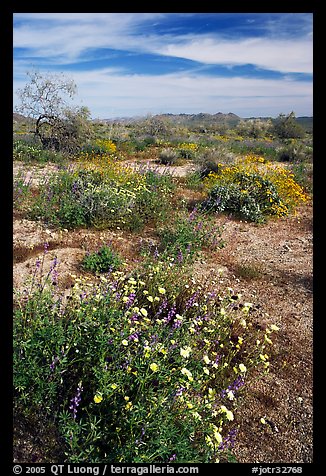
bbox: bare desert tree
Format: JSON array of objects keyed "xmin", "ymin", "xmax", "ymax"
[{"xmin": 16, "ymin": 70, "xmax": 93, "ymax": 153}]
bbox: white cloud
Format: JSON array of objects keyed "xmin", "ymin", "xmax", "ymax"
[
  {"xmin": 13, "ymin": 13, "xmax": 313, "ymax": 74},
  {"xmin": 59, "ymin": 69, "xmax": 313, "ymax": 117},
  {"xmin": 157, "ymin": 36, "xmax": 312, "ymax": 74},
  {"xmin": 13, "ymin": 13, "xmax": 313, "ymax": 117}
]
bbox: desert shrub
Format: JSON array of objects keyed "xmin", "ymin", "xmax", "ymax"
[
  {"xmin": 159, "ymin": 148, "xmax": 179, "ymax": 165},
  {"xmin": 81, "ymin": 245, "xmax": 122, "ymax": 274},
  {"xmin": 229, "ymin": 139, "xmax": 280, "ymax": 161},
  {"xmin": 202, "ymin": 155, "xmax": 308, "ymax": 222},
  {"xmin": 289, "ymin": 162, "xmax": 313, "ymax": 194},
  {"xmin": 177, "ymin": 142, "xmax": 198, "ymax": 159},
  {"xmin": 13, "ymin": 140, "xmax": 65, "ymax": 163},
  {"xmin": 14, "ymin": 258, "xmax": 278, "ymax": 463},
  {"xmin": 199, "ymin": 160, "xmax": 220, "ymax": 178},
  {"xmin": 272, "ymin": 112, "xmax": 305, "ymax": 139},
  {"xmin": 195, "ymin": 146, "xmax": 235, "ymax": 178},
  {"xmin": 277, "ymin": 140, "xmax": 313, "ymax": 163},
  {"xmin": 81, "ymin": 139, "xmax": 117, "ymax": 156},
  {"xmin": 27, "ymin": 159, "xmax": 175, "ymax": 231},
  {"xmin": 157, "ymin": 208, "xmax": 224, "ymax": 263}
]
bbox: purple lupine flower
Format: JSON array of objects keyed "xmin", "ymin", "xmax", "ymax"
[
  {"xmin": 72, "ymin": 181, "xmax": 78, "ymax": 193},
  {"xmin": 153, "ymin": 247, "xmax": 159, "ymax": 259},
  {"xmin": 50, "ymin": 257, "xmax": 59, "ymax": 284},
  {"xmin": 135, "ymin": 427, "xmax": 146, "ymax": 446},
  {"xmin": 185, "ymin": 292, "xmax": 199, "ymax": 310},
  {"xmin": 175, "ymin": 386, "xmax": 185, "ymax": 397},
  {"xmin": 130, "ymin": 314, "xmax": 140, "ymax": 323},
  {"xmin": 128, "ymin": 332, "xmax": 140, "ymax": 342},
  {"xmin": 80, "ymin": 291, "xmax": 87, "ymax": 301},
  {"xmin": 164, "ymin": 303, "xmax": 176, "ymax": 324},
  {"xmin": 114, "ymin": 292, "xmax": 122, "ymax": 301},
  {"xmin": 231, "ymin": 375, "xmax": 245, "ymax": 391},
  {"xmin": 177, "ymin": 249, "xmax": 183, "ymax": 264},
  {"xmin": 35, "ymin": 257, "xmax": 41, "ymax": 270},
  {"xmin": 169, "ymin": 454, "xmax": 177, "ymax": 462},
  {"xmin": 50, "ymin": 356, "xmax": 59, "ymax": 372},
  {"xmin": 69, "ymin": 382, "xmax": 83, "ymax": 419},
  {"xmin": 125, "ymin": 292, "xmax": 136, "ymax": 308},
  {"xmin": 220, "ymin": 375, "xmax": 245, "ymax": 399},
  {"xmin": 188, "ymin": 207, "xmax": 197, "ymax": 222},
  {"xmin": 218, "ymin": 428, "xmax": 238, "ymax": 451},
  {"xmin": 44, "ymin": 242, "xmax": 49, "ymax": 254},
  {"xmin": 154, "ymin": 298, "xmax": 168, "ymax": 318}
]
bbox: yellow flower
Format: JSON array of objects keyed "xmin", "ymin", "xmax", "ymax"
[
  {"xmin": 203, "ymin": 355, "xmax": 211, "ymax": 364},
  {"xmin": 147, "ymin": 295, "xmax": 154, "ymax": 302},
  {"xmin": 94, "ymin": 393, "xmax": 103, "ymax": 404},
  {"xmin": 220, "ymin": 405, "xmax": 234, "ymax": 421},
  {"xmin": 181, "ymin": 367, "xmax": 193, "ymax": 381},
  {"xmin": 213, "ymin": 430, "xmax": 223, "ymax": 444},
  {"xmin": 158, "ymin": 287, "xmax": 166, "ymax": 294},
  {"xmin": 150, "ymin": 363, "xmax": 159, "ymax": 372},
  {"xmin": 239, "ymin": 363, "xmax": 247, "ymax": 373},
  {"xmin": 140, "ymin": 308, "xmax": 148, "ymax": 317},
  {"xmin": 180, "ymin": 346, "xmax": 192, "ymax": 358}
]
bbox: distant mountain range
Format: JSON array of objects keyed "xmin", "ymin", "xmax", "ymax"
[
  {"xmin": 100, "ymin": 112, "xmax": 312, "ymax": 131},
  {"xmin": 14, "ymin": 112, "xmax": 313, "ymax": 132}
]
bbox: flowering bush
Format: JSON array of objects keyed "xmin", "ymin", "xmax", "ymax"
[
  {"xmin": 14, "ymin": 257, "xmax": 278, "ymax": 463},
  {"xmin": 28, "ymin": 158, "xmax": 174, "ymax": 231},
  {"xmin": 177, "ymin": 142, "xmax": 198, "ymax": 159},
  {"xmin": 203, "ymin": 155, "xmax": 308, "ymax": 222},
  {"xmin": 81, "ymin": 139, "xmax": 117, "ymax": 156}
]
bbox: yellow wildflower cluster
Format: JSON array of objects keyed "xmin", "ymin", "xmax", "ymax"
[
  {"xmin": 75, "ymin": 154, "xmax": 147, "ymax": 190},
  {"xmin": 177, "ymin": 142, "xmax": 198, "ymax": 151},
  {"xmin": 204, "ymin": 154, "xmax": 308, "ymax": 215},
  {"xmin": 95, "ymin": 138, "xmax": 117, "ymax": 154}
]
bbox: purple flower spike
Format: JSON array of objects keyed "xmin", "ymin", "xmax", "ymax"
[{"xmin": 69, "ymin": 382, "xmax": 83, "ymax": 419}]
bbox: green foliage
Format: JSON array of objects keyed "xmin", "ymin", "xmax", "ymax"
[
  {"xmin": 14, "ymin": 258, "xmax": 276, "ymax": 463},
  {"xmin": 13, "ymin": 140, "xmax": 65, "ymax": 163},
  {"xmin": 159, "ymin": 147, "xmax": 179, "ymax": 165},
  {"xmin": 277, "ymin": 140, "xmax": 313, "ymax": 163},
  {"xmin": 27, "ymin": 166, "xmax": 175, "ymax": 231},
  {"xmin": 272, "ymin": 112, "xmax": 305, "ymax": 140},
  {"xmin": 157, "ymin": 208, "xmax": 224, "ymax": 263},
  {"xmin": 81, "ymin": 245, "xmax": 122, "ymax": 274},
  {"xmin": 202, "ymin": 172, "xmax": 287, "ymax": 223}
]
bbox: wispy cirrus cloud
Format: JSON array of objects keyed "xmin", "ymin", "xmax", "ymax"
[{"xmin": 13, "ymin": 13, "xmax": 313, "ymax": 117}]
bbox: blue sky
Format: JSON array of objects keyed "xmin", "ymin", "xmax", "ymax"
[{"xmin": 13, "ymin": 13, "xmax": 313, "ymax": 119}]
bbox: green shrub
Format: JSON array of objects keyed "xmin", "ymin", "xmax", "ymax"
[
  {"xmin": 157, "ymin": 208, "xmax": 224, "ymax": 263},
  {"xmin": 13, "ymin": 140, "xmax": 64, "ymax": 163},
  {"xmin": 201, "ymin": 172, "xmax": 287, "ymax": 223},
  {"xmin": 28, "ymin": 167, "xmax": 175, "ymax": 231},
  {"xmin": 81, "ymin": 245, "xmax": 122, "ymax": 274},
  {"xmin": 159, "ymin": 148, "xmax": 179, "ymax": 165}
]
